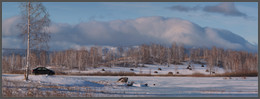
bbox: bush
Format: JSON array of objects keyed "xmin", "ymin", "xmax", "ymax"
[
  {"xmin": 168, "ymin": 72, "xmax": 173, "ymax": 75},
  {"xmin": 205, "ymin": 69, "xmax": 209, "ymax": 72}
]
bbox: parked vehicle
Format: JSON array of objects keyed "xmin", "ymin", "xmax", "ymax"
[{"xmin": 32, "ymin": 67, "xmax": 55, "ymax": 75}]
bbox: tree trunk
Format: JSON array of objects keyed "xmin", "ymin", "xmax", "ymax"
[{"xmin": 25, "ymin": 2, "xmax": 31, "ymax": 81}]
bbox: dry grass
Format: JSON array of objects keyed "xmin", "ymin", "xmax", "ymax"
[
  {"xmin": 190, "ymin": 72, "xmax": 207, "ymax": 77},
  {"xmin": 3, "ymin": 70, "xmax": 25, "ymax": 74},
  {"xmin": 188, "ymin": 71, "xmax": 258, "ymax": 77},
  {"xmin": 2, "ymin": 78, "xmax": 93, "ymax": 97},
  {"xmin": 214, "ymin": 71, "xmax": 258, "ymax": 77},
  {"xmin": 2, "ymin": 87, "xmax": 72, "ymax": 97}
]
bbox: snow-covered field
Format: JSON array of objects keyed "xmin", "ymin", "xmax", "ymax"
[
  {"xmin": 2, "ymin": 74, "xmax": 258, "ymax": 97},
  {"xmin": 63, "ymin": 62, "xmax": 225, "ymax": 75}
]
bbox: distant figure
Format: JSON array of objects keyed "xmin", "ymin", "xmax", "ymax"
[
  {"xmin": 176, "ymin": 71, "xmax": 179, "ymax": 74},
  {"xmin": 101, "ymin": 69, "xmax": 105, "ymax": 71},
  {"xmin": 158, "ymin": 68, "xmax": 162, "ymax": 70},
  {"xmin": 201, "ymin": 64, "xmax": 204, "ymax": 67},
  {"xmin": 130, "ymin": 69, "xmax": 134, "ymax": 71},
  {"xmin": 154, "ymin": 71, "xmax": 158, "ymax": 73}
]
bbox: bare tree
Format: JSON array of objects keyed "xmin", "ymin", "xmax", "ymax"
[
  {"xmin": 178, "ymin": 44, "xmax": 185, "ymax": 62},
  {"xmin": 140, "ymin": 44, "xmax": 151, "ymax": 65},
  {"xmin": 90, "ymin": 47, "xmax": 101, "ymax": 67},
  {"xmin": 159, "ymin": 45, "xmax": 166, "ymax": 65},
  {"xmin": 167, "ymin": 47, "xmax": 171, "ymax": 67},
  {"xmin": 15, "ymin": 54, "xmax": 23, "ymax": 70},
  {"xmin": 18, "ymin": 2, "xmax": 51, "ymax": 80},
  {"xmin": 39, "ymin": 50, "xmax": 47, "ymax": 66}
]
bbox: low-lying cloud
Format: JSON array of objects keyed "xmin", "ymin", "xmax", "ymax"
[
  {"xmin": 2, "ymin": 16, "xmax": 21, "ymax": 36},
  {"xmin": 2, "ymin": 16, "xmax": 257, "ymax": 52}
]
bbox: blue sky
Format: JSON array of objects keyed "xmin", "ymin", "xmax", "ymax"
[{"xmin": 2, "ymin": 2, "xmax": 258, "ymax": 51}]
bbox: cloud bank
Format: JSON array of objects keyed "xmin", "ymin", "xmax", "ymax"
[
  {"xmin": 2, "ymin": 16, "xmax": 257, "ymax": 52},
  {"xmin": 203, "ymin": 2, "xmax": 247, "ymax": 17},
  {"xmin": 167, "ymin": 5, "xmax": 201, "ymax": 12},
  {"xmin": 167, "ymin": 3, "xmax": 248, "ymax": 18}
]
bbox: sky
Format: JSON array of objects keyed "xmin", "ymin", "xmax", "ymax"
[{"xmin": 2, "ymin": 2, "xmax": 258, "ymax": 51}]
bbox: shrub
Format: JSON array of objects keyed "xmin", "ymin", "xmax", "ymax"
[
  {"xmin": 168, "ymin": 72, "xmax": 173, "ymax": 75},
  {"xmin": 205, "ymin": 69, "xmax": 209, "ymax": 72}
]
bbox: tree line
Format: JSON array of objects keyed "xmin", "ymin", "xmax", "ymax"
[{"xmin": 2, "ymin": 43, "xmax": 258, "ymax": 74}]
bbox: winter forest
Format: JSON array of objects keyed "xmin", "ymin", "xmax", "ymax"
[{"xmin": 2, "ymin": 43, "xmax": 258, "ymax": 76}]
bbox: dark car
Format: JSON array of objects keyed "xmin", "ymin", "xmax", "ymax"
[{"xmin": 32, "ymin": 67, "xmax": 55, "ymax": 75}]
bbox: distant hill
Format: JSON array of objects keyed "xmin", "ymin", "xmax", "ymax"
[
  {"xmin": 2, "ymin": 48, "xmax": 27, "ymax": 56},
  {"xmin": 2, "ymin": 48, "xmax": 53, "ymax": 57}
]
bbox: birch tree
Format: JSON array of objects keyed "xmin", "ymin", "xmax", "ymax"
[{"xmin": 18, "ymin": 2, "xmax": 51, "ymax": 80}]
